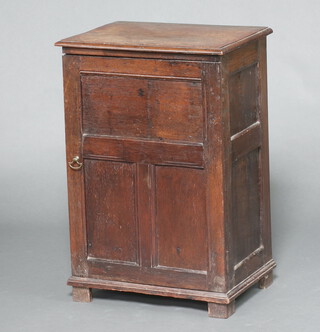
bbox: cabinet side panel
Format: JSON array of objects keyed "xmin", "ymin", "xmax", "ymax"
[
  {"xmin": 258, "ymin": 38, "xmax": 273, "ymax": 263},
  {"xmin": 229, "ymin": 57, "xmax": 261, "ymax": 279},
  {"xmin": 227, "ymin": 41, "xmax": 268, "ymax": 283},
  {"xmin": 232, "ymin": 150, "xmax": 261, "ymax": 264},
  {"xmin": 229, "ymin": 65, "xmax": 258, "ymax": 136},
  {"xmin": 85, "ymin": 160, "xmax": 139, "ymax": 264}
]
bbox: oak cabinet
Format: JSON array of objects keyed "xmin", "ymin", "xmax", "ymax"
[{"xmin": 55, "ymin": 21, "xmax": 276, "ymax": 318}]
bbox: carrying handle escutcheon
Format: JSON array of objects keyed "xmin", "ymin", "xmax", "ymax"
[{"xmin": 68, "ymin": 156, "xmax": 83, "ymax": 170}]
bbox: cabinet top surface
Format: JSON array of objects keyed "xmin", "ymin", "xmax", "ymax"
[{"xmin": 55, "ymin": 21, "xmax": 272, "ymax": 55}]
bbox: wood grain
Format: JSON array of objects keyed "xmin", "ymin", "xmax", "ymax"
[
  {"xmin": 232, "ymin": 150, "xmax": 262, "ymax": 283},
  {"xmin": 72, "ymin": 287, "xmax": 92, "ymax": 302},
  {"xmin": 154, "ymin": 166, "xmax": 208, "ymax": 272},
  {"xmin": 229, "ymin": 64, "xmax": 259, "ymax": 136},
  {"xmin": 208, "ymin": 301, "xmax": 235, "ymax": 319},
  {"xmin": 67, "ymin": 259, "xmax": 276, "ymax": 304},
  {"xmin": 81, "ymin": 73, "xmax": 203, "ymax": 142},
  {"xmin": 63, "ymin": 55, "xmax": 89, "ymax": 278},
  {"xmin": 148, "ymin": 79, "xmax": 203, "ymax": 141},
  {"xmin": 224, "ymin": 41, "xmax": 258, "ymax": 74},
  {"xmin": 81, "ymin": 74, "xmax": 148, "ymax": 137},
  {"xmin": 55, "ymin": 21, "xmax": 272, "ymax": 55},
  {"xmin": 62, "ymin": 47, "xmax": 218, "ymax": 61},
  {"xmin": 231, "ymin": 121, "xmax": 262, "ymax": 162},
  {"xmin": 68, "ymin": 276, "xmax": 228, "ymax": 303},
  {"xmin": 258, "ymin": 270, "xmax": 273, "ymax": 289},
  {"xmin": 85, "ymin": 160, "xmax": 138, "ymax": 264},
  {"xmin": 258, "ymin": 38, "xmax": 273, "ymax": 265},
  {"xmin": 202, "ymin": 61, "xmax": 232, "ymax": 293},
  {"xmin": 136, "ymin": 163, "xmax": 153, "ymax": 268},
  {"xmin": 79, "ymin": 56, "xmax": 203, "ymax": 78},
  {"xmin": 87, "ymin": 257, "xmax": 207, "ymax": 290},
  {"xmin": 58, "ymin": 23, "xmax": 275, "ymax": 318},
  {"xmin": 83, "ymin": 136, "xmax": 204, "ymax": 168}
]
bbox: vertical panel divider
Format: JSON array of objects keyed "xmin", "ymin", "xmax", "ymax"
[
  {"xmin": 203, "ymin": 61, "xmax": 233, "ymax": 292},
  {"xmin": 150, "ymin": 164, "xmax": 157, "ymax": 268},
  {"xmin": 133, "ymin": 162, "xmax": 140, "ymax": 266},
  {"xmin": 136, "ymin": 163, "xmax": 155, "ymax": 268}
]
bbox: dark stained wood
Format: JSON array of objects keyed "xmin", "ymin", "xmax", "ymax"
[
  {"xmin": 154, "ymin": 166, "xmax": 207, "ymax": 272},
  {"xmin": 227, "ymin": 259, "xmax": 276, "ymax": 301},
  {"xmin": 68, "ymin": 276, "xmax": 229, "ymax": 303},
  {"xmin": 202, "ymin": 62, "xmax": 232, "ymax": 293},
  {"xmin": 55, "ymin": 21, "xmax": 272, "ymax": 55},
  {"xmin": 234, "ymin": 245, "xmax": 264, "ymax": 271},
  {"xmin": 136, "ymin": 164, "xmax": 153, "ymax": 268},
  {"xmin": 62, "ymin": 56, "xmax": 89, "ymax": 278},
  {"xmin": 224, "ymin": 39, "xmax": 275, "ymax": 287},
  {"xmin": 82, "ymin": 74, "xmax": 148, "ymax": 137},
  {"xmin": 229, "ymin": 64, "xmax": 259, "ymax": 136},
  {"xmin": 72, "ymin": 287, "xmax": 92, "ymax": 302},
  {"xmin": 258, "ymin": 38, "xmax": 273, "ymax": 265},
  {"xmin": 84, "ymin": 160, "xmax": 138, "ymax": 264},
  {"xmin": 232, "ymin": 150, "xmax": 262, "ymax": 283},
  {"xmin": 86, "ymin": 258, "xmax": 207, "ymax": 290},
  {"xmin": 68, "ymin": 259, "xmax": 276, "ymax": 303},
  {"xmin": 148, "ymin": 79, "xmax": 203, "ymax": 141},
  {"xmin": 62, "ymin": 47, "xmax": 219, "ymax": 61},
  {"xmin": 223, "ymin": 41, "xmax": 258, "ymax": 74},
  {"xmin": 57, "ymin": 22, "xmax": 275, "ymax": 319},
  {"xmin": 231, "ymin": 121, "xmax": 262, "ymax": 162},
  {"xmin": 79, "ymin": 56, "xmax": 203, "ymax": 79},
  {"xmin": 81, "ymin": 73, "xmax": 203, "ymax": 141},
  {"xmin": 83, "ymin": 136, "xmax": 204, "ymax": 168},
  {"xmin": 208, "ymin": 301, "xmax": 235, "ymax": 319},
  {"xmin": 258, "ymin": 270, "xmax": 273, "ymax": 289}
]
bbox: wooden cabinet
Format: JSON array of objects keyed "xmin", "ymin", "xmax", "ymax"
[{"xmin": 55, "ymin": 21, "xmax": 276, "ymax": 318}]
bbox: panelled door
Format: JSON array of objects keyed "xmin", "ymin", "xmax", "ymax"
[{"xmin": 64, "ymin": 55, "xmax": 210, "ymax": 291}]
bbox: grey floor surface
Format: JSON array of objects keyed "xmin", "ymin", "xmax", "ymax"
[{"xmin": 0, "ymin": 216, "xmax": 319, "ymax": 332}]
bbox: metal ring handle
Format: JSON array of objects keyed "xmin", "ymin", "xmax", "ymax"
[{"xmin": 68, "ymin": 156, "xmax": 83, "ymax": 170}]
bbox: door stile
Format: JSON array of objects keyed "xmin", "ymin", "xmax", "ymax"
[
  {"xmin": 202, "ymin": 61, "xmax": 233, "ymax": 292},
  {"xmin": 63, "ymin": 55, "xmax": 89, "ymax": 277}
]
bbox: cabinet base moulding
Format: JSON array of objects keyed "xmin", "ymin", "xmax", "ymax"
[{"xmin": 68, "ymin": 259, "xmax": 276, "ymax": 317}]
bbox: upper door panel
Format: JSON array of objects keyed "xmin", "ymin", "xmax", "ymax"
[{"xmin": 79, "ymin": 56, "xmax": 204, "ymax": 143}]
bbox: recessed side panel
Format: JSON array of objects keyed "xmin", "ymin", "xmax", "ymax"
[
  {"xmin": 229, "ymin": 65, "xmax": 258, "ymax": 136},
  {"xmin": 154, "ymin": 166, "xmax": 208, "ymax": 272},
  {"xmin": 84, "ymin": 159, "xmax": 138, "ymax": 264},
  {"xmin": 227, "ymin": 52, "xmax": 266, "ymax": 283},
  {"xmin": 232, "ymin": 149, "xmax": 264, "ymax": 283}
]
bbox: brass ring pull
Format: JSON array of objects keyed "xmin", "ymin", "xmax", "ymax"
[{"xmin": 68, "ymin": 156, "xmax": 83, "ymax": 170}]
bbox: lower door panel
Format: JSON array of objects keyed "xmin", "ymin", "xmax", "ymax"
[
  {"xmin": 84, "ymin": 159, "xmax": 208, "ymax": 290},
  {"xmin": 153, "ymin": 166, "xmax": 208, "ymax": 273},
  {"xmin": 85, "ymin": 160, "xmax": 139, "ymax": 265}
]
